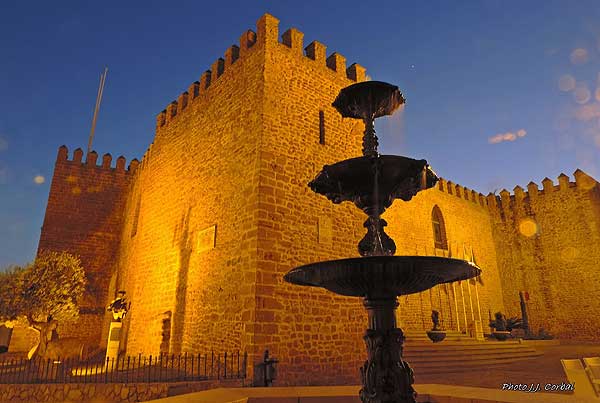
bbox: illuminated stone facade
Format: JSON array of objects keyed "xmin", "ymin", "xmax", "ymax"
[{"xmin": 32, "ymin": 14, "xmax": 600, "ymax": 385}]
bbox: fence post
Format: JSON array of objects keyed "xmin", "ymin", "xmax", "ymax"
[
  {"xmin": 16, "ymin": 358, "xmax": 21, "ymax": 384},
  {"xmin": 46, "ymin": 358, "xmax": 51, "ymax": 383},
  {"xmin": 104, "ymin": 357, "xmax": 109, "ymax": 383},
  {"xmin": 93, "ymin": 357, "xmax": 97, "ymax": 383},
  {"xmin": 19, "ymin": 358, "xmax": 24, "ymax": 384},
  {"xmin": 184, "ymin": 352, "xmax": 187, "ymax": 381},
  {"xmin": 63, "ymin": 358, "xmax": 68, "ymax": 384},
  {"xmin": 157, "ymin": 353, "xmax": 161, "ymax": 383},
  {"xmin": 126, "ymin": 356, "xmax": 130, "ymax": 384},
  {"xmin": 148, "ymin": 355, "xmax": 152, "ymax": 383}
]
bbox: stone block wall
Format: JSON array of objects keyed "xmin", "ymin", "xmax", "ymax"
[
  {"xmin": 36, "ymin": 146, "xmax": 135, "ymax": 347},
  {"xmin": 384, "ymin": 178, "xmax": 506, "ymax": 333},
  {"xmin": 490, "ymin": 171, "xmax": 600, "ymax": 340},
  {"xmin": 0, "ymin": 379, "xmax": 243, "ymax": 403}
]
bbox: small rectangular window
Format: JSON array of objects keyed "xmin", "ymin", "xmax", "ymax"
[{"xmin": 319, "ymin": 110, "xmax": 325, "ymax": 145}]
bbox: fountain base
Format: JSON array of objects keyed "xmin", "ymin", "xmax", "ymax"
[{"xmin": 359, "ymin": 297, "xmax": 416, "ymax": 403}]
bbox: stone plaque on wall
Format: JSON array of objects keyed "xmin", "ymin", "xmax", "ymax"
[
  {"xmin": 318, "ymin": 216, "xmax": 332, "ymax": 245},
  {"xmin": 197, "ymin": 224, "xmax": 217, "ymax": 252}
]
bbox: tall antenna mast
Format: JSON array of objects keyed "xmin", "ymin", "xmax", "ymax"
[{"xmin": 87, "ymin": 67, "xmax": 108, "ymax": 154}]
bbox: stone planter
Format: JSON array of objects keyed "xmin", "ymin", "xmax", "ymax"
[
  {"xmin": 426, "ymin": 331, "xmax": 446, "ymax": 343},
  {"xmin": 491, "ymin": 331, "xmax": 511, "ymax": 341}
]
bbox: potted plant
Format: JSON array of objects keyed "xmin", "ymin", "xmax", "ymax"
[
  {"xmin": 489, "ymin": 312, "xmax": 522, "ymax": 340},
  {"xmin": 426, "ymin": 310, "xmax": 446, "ymax": 343}
]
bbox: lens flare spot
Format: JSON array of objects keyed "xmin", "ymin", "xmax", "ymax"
[
  {"xmin": 558, "ymin": 75, "xmax": 576, "ymax": 92},
  {"xmin": 33, "ymin": 175, "xmax": 45, "ymax": 184},
  {"xmin": 570, "ymin": 48, "xmax": 589, "ymax": 65},
  {"xmin": 518, "ymin": 218, "xmax": 539, "ymax": 237},
  {"xmin": 72, "ymin": 186, "xmax": 81, "ymax": 195},
  {"xmin": 560, "ymin": 246, "xmax": 579, "ymax": 261},
  {"xmin": 574, "ymin": 85, "xmax": 591, "ymax": 104}
]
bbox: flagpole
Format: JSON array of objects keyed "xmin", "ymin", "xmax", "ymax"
[{"xmin": 88, "ymin": 67, "xmax": 108, "ymax": 154}]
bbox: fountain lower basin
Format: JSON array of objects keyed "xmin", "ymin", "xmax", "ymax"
[{"xmin": 284, "ymin": 256, "xmax": 480, "ymax": 297}]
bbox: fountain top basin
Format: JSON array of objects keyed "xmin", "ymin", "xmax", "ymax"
[
  {"xmin": 284, "ymin": 256, "xmax": 481, "ymax": 298},
  {"xmin": 332, "ymin": 81, "xmax": 405, "ymax": 120}
]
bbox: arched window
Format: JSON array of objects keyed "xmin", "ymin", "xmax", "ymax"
[{"xmin": 432, "ymin": 205, "xmax": 448, "ymax": 250}]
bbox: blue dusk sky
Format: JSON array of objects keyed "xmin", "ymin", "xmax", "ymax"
[{"xmin": 1, "ymin": 1, "xmax": 600, "ymax": 268}]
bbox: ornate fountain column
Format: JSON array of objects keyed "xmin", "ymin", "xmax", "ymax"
[{"xmin": 360, "ymin": 298, "xmax": 416, "ymax": 403}]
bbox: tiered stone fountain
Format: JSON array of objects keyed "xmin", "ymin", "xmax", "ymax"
[{"xmin": 284, "ymin": 81, "xmax": 481, "ymax": 403}]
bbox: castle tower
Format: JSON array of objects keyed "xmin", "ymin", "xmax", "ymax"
[{"xmin": 110, "ymin": 14, "xmax": 371, "ymax": 384}]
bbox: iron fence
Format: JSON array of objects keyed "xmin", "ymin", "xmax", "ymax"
[{"xmin": 0, "ymin": 351, "xmax": 247, "ymax": 384}]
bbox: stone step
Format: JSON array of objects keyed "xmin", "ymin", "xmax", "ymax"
[
  {"xmin": 403, "ymin": 330, "xmax": 468, "ymax": 336},
  {"xmin": 403, "ymin": 332, "xmax": 475, "ymax": 341},
  {"xmin": 410, "ymin": 352, "xmax": 541, "ymax": 368},
  {"xmin": 406, "ymin": 342, "xmax": 540, "ymax": 352},
  {"xmin": 405, "ymin": 341, "xmax": 525, "ymax": 349},
  {"xmin": 405, "ymin": 337, "xmax": 475, "ymax": 343},
  {"xmin": 410, "ymin": 355, "xmax": 540, "ymax": 374},
  {"xmin": 404, "ymin": 349, "xmax": 541, "ymax": 363},
  {"xmin": 399, "ymin": 333, "xmax": 543, "ymax": 374}
]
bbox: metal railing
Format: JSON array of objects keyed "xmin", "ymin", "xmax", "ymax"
[{"xmin": 0, "ymin": 351, "xmax": 247, "ymax": 384}]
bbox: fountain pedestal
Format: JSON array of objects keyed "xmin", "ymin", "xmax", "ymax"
[{"xmin": 360, "ymin": 297, "xmax": 416, "ymax": 403}]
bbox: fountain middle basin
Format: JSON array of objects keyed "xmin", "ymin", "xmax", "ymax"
[{"xmin": 284, "ymin": 256, "xmax": 480, "ymax": 298}]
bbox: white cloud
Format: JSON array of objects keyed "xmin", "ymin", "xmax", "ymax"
[{"xmin": 488, "ymin": 129, "xmax": 527, "ymax": 144}]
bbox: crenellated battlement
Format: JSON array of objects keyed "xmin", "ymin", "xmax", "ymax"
[
  {"xmin": 436, "ymin": 177, "xmax": 489, "ymax": 208},
  {"xmin": 485, "ymin": 170, "xmax": 599, "ymax": 218},
  {"xmin": 156, "ymin": 13, "xmax": 367, "ymax": 130},
  {"xmin": 435, "ymin": 170, "xmax": 599, "ymax": 218},
  {"xmin": 56, "ymin": 145, "xmax": 139, "ymax": 173}
]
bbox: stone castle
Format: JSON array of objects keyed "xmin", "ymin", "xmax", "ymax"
[{"xmin": 14, "ymin": 13, "xmax": 600, "ymax": 385}]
